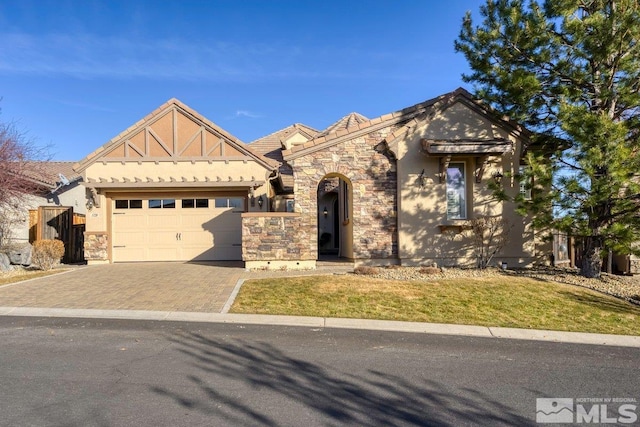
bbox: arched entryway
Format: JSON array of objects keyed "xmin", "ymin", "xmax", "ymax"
[{"xmin": 317, "ymin": 175, "xmax": 353, "ymax": 259}]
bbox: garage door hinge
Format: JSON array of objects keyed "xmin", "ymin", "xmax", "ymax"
[
  {"xmin": 113, "ymin": 245, "xmax": 126, "ymax": 248},
  {"xmin": 113, "ymin": 212, "xmax": 126, "ymax": 215}
]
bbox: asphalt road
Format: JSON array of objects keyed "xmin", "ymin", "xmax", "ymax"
[{"xmin": 0, "ymin": 317, "xmax": 638, "ymax": 427}]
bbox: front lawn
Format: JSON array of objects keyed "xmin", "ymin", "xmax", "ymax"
[
  {"xmin": 0, "ymin": 269, "xmax": 66, "ymax": 286},
  {"xmin": 231, "ymin": 275, "xmax": 640, "ymax": 336}
]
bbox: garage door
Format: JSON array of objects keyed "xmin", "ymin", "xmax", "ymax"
[{"xmin": 112, "ymin": 196, "xmax": 244, "ymax": 262}]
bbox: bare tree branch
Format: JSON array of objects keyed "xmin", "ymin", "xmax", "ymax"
[{"xmin": 0, "ymin": 114, "xmax": 51, "ymax": 209}]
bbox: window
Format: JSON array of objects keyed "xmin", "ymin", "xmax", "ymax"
[
  {"xmin": 214, "ymin": 198, "xmax": 245, "ymax": 210},
  {"xmin": 182, "ymin": 199, "xmax": 209, "ymax": 208},
  {"xmin": 285, "ymin": 199, "xmax": 295, "ymax": 213},
  {"xmin": 341, "ymin": 180, "xmax": 349, "ymax": 222},
  {"xmin": 519, "ymin": 165, "xmax": 532, "ymax": 200},
  {"xmin": 229, "ymin": 198, "xmax": 243, "ymax": 209},
  {"xmin": 115, "ymin": 199, "xmax": 142, "ymax": 209},
  {"xmin": 446, "ymin": 163, "xmax": 466, "ymax": 219},
  {"xmin": 149, "ymin": 199, "xmax": 175, "ymax": 209}
]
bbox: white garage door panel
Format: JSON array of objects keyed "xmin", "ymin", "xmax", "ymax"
[
  {"xmin": 112, "ymin": 196, "xmax": 243, "ymax": 262},
  {"xmin": 148, "ymin": 214, "xmax": 179, "ymax": 228},
  {"xmin": 183, "ymin": 245, "xmax": 242, "ymax": 261},
  {"xmin": 116, "ymin": 247, "xmax": 147, "ymax": 262},
  {"xmin": 149, "ymin": 248, "xmax": 181, "ymax": 261},
  {"xmin": 182, "ymin": 230, "xmax": 213, "ymax": 245},
  {"xmin": 148, "ymin": 231, "xmax": 178, "ymax": 245},
  {"xmin": 212, "ymin": 230, "xmax": 241, "ymax": 245}
]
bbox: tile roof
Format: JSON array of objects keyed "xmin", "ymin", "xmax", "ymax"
[
  {"xmin": 248, "ymin": 123, "xmax": 318, "ymax": 159},
  {"xmin": 317, "ymin": 112, "xmax": 369, "ymax": 137},
  {"xmin": 23, "ymin": 161, "xmax": 82, "ymax": 188},
  {"xmin": 281, "ymin": 91, "xmax": 449, "ymax": 161},
  {"xmin": 282, "ymin": 87, "xmax": 528, "ymax": 161},
  {"xmin": 248, "ymin": 123, "xmax": 319, "ymax": 191},
  {"xmin": 248, "ymin": 114, "xmax": 371, "ymax": 190}
]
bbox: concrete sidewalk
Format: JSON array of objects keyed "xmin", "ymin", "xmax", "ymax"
[
  {"xmin": 0, "ymin": 264, "xmax": 639, "ymax": 348},
  {"xmin": 1, "ymin": 305, "xmax": 639, "ymax": 348}
]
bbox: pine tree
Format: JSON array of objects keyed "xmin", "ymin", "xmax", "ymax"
[{"xmin": 455, "ymin": 0, "xmax": 640, "ymax": 277}]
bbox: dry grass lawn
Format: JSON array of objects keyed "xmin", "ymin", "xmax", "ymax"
[
  {"xmin": 231, "ymin": 275, "xmax": 640, "ymax": 336},
  {"xmin": 0, "ymin": 269, "xmax": 66, "ymax": 286}
]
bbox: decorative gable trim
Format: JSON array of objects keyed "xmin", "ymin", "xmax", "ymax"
[{"xmin": 73, "ymin": 99, "xmax": 277, "ymax": 173}]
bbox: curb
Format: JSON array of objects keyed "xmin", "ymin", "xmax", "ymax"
[
  {"xmin": 0, "ymin": 306, "xmax": 639, "ymax": 348},
  {"xmin": 221, "ymin": 279, "xmax": 244, "ymax": 314}
]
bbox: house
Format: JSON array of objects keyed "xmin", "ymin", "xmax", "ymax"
[
  {"xmin": 2, "ymin": 162, "xmax": 85, "ymax": 245},
  {"xmin": 75, "ymin": 89, "xmax": 550, "ymax": 268},
  {"xmin": 74, "ymin": 99, "xmax": 278, "ymax": 263},
  {"xmin": 0, "ymin": 161, "xmax": 86, "ymax": 263}
]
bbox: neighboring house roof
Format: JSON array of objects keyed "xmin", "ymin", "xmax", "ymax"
[
  {"xmin": 73, "ymin": 98, "xmax": 278, "ymax": 173},
  {"xmin": 283, "ymin": 87, "xmax": 530, "ymax": 161},
  {"xmin": 317, "ymin": 112, "xmax": 369, "ymax": 137},
  {"xmin": 22, "ymin": 161, "xmax": 82, "ymax": 189},
  {"xmin": 249, "ymin": 123, "xmax": 319, "ymax": 191}
]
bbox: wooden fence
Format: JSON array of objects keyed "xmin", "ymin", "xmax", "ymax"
[{"xmin": 28, "ymin": 207, "xmax": 86, "ymax": 263}]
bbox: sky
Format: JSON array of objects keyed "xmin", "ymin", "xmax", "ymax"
[{"xmin": 0, "ymin": 1, "xmax": 482, "ymax": 161}]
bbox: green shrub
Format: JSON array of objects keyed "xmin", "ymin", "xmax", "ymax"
[{"xmin": 31, "ymin": 239, "xmax": 65, "ymax": 271}]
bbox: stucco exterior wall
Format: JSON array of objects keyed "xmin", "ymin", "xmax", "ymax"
[
  {"xmin": 283, "ymin": 132, "xmax": 311, "ymax": 150},
  {"xmin": 395, "ymin": 102, "xmax": 546, "ymax": 267}
]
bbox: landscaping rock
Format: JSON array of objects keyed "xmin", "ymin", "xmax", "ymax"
[
  {"xmin": 0, "ymin": 252, "xmax": 10, "ymax": 272},
  {"xmin": 8, "ymin": 242, "xmax": 32, "ymax": 266},
  {"xmin": 367, "ymin": 265, "xmax": 640, "ymax": 306}
]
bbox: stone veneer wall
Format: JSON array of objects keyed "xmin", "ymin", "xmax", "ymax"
[
  {"xmin": 288, "ymin": 127, "xmax": 398, "ymax": 262},
  {"xmin": 84, "ymin": 232, "xmax": 108, "ymax": 261},
  {"xmin": 242, "ymin": 213, "xmax": 315, "ymax": 263},
  {"xmin": 631, "ymin": 255, "xmax": 640, "ymax": 275}
]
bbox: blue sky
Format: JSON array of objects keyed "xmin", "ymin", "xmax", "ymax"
[{"xmin": 0, "ymin": 1, "xmax": 481, "ymax": 161}]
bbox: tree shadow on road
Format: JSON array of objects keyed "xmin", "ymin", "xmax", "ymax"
[{"xmin": 150, "ymin": 330, "xmax": 534, "ymax": 426}]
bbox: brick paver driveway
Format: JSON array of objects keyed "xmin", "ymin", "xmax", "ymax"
[{"xmin": 0, "ymin": 262, "xmax": 245, "ymax": 313}]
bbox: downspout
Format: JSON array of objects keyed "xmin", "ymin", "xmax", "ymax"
[{"xmin": 265, "ymin": 168, "xmax": 280, "ymax": 211}]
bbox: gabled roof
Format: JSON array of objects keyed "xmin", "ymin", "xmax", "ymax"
[
  {"xmin": 74, "ymin": 98, "xmax": 278, "ymax": 173},
  {"xmin": 248, "ymin": 123, "xmax": 319, "ymax": 160},
  {"xmin": 317, "ymin": 112, "xmax": 369, "ymax": 137},
  {"xmin": 249, "ymin": 123, "xmax": 319, "ymax": 191},
  {"xmin": 283, "ymin": 88, "xmax": 530, "ymax": 161}
]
